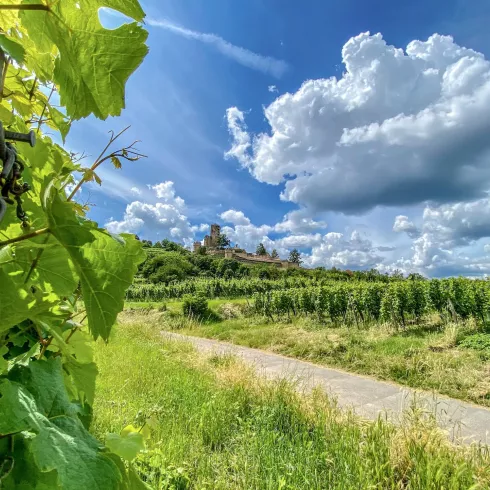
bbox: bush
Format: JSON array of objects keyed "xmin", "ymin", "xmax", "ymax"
[
  {"xmin": 182, "ymin": 294, "xmax": 208, "ymax": 318},
  {"xmin": 459, "ymin": 333, "xmax": 490, "ymax": 351},
  {"xmin": 218, "ymin": 302, "xmax": 244, "ymax": 319},
  {"xmin": 141, "ymin": 252, "xmax": 196, "ymax": 283}
]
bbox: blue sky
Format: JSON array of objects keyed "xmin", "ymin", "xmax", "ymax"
[{"xmin": 67, "ymin": 0, "xmax": 490, "ymax": 276}]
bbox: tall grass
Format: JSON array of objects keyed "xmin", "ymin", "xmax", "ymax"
[
  {"xmin": 168, "ymin": 309, "xmax": 490, "ymax": 407},
  {"xmin": 92, "ymin": 314, "xmax": 490, "ymax": 489}
]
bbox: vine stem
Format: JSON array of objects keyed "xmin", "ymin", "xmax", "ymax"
[
  {"xmin": 0, "ymin": 5, "xmax": 50, "ymax": 11},
  {"xmin": 37, "ymin": 84, "xmax": 55, "ymax": 134},
  {"xmin": 0, "ymin": 227, "xmax": 50, "ymax": 247},
  {"xmin": 67, "ymin": 126, "xmax": 130, "ymax": 201},
  {"xmin": 24, "ymin": 234, "xmax": 50, "ymax": 284},
  {"xmin": 38, "ymin": 337, "xmax": 53, "ymax": 360},
  {"xmin": 0, "ymin": 47, "xmax": 9, "ymax": 102}
]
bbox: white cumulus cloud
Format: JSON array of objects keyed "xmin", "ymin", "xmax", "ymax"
[
  {"xmin": 225, "ymin": 32, "xmax": 490, "ymax": 214},
  {"xmin": 220, "ymin": 209, "xmax": 251, "ymax": 226},
  {"xmin": 393, "ymin": 215, "xmax": 420, "ymax": 238},
  {"xmin": 274, "ymin": 209, "xmax": 327, "ymax": 234},
  {"xmin": 105, "ymin": 181, "xmax": 193, "ymax": 240},
  {"xmin": 392, "ymin": 198, "xmax": 490, "ymax": 274}
]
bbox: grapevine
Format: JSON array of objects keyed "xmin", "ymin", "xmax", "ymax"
[
  {"xmin": 0, "ymin": 1, "xmax": 150, "ymax": 489},
  {"xmin": 128, "ymin": 276, "xmax": 490, "ymax": 327},
  {"xmin": 246, "ymin": 279, "xmax": 490, "ymax": 327}
]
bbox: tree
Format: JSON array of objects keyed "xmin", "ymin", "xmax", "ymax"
[
  {"xmin": 142, "ymin": 252, "xmax": 196, "ymax": 283},
  {"xmin": 160, "ymin": 238, "xmax": 188, "ymax": 254},
  {"xmin": 271, "ymin": 249, "xmax": 279, "ymax": 259},
  {"xmin": 216, "ymin": 233, "xmax": 231, "ymax": 249},
  {"xmin": 256, "ymin": 243, "xmax": 267, "ymax": 256},
  {"xmin": 196, "ymin": 245, "xmax": 207, "ymax": 255},
  {"xmin": 289, "ymin": 249, "xmax": 302, "ymax": 265},
  {"xmin": 407, "ymin": 272, "xmax": 426, "ymax": 281}
]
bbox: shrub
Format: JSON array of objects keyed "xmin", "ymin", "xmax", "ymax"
[
  {"xmin": 182, "ymin": 294, "xmax": 208, "ymax": 318},
  {"xmin": 459, "ymin": 333, "xmax": 490, "ymax": 351},
  {"xmin": 218, "ymin": 302, "xmax": 244, "ymax": 319}
]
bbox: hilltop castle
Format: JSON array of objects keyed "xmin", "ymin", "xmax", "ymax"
[
  {"xmin": 203, "ymin": 224, "xmax": 221, "ymax": 248},
  {"xmin": 193, "ymin": 224, "xmax": 299, "ymax": 269}
]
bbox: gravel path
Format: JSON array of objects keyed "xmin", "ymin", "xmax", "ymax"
[{"xmin": 163, "ymin": 332, "xmax": 490, "ymax": 445}]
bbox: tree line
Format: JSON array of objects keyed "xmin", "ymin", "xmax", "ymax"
[{"xmin": 138, "ymin": 237, "xmax": 303, "ymax": 267}]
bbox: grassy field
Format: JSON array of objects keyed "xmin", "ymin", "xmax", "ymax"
[
  {"xmin": 93, "ymin": 312, "xmax": 490, "ymax": 489},
  {"xmin": 133, "ymin": 298, "xmax": 490, "ymax": 407}
]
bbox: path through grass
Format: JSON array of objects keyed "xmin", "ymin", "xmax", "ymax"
[
  {"xmin": 93, "ymin": 312, "xmax": 490, "ymax": 489},
  {"xmin": 167, "ymin": 307, "xmax": 490, "ymax": 407}
]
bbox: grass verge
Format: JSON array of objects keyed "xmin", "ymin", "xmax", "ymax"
[
  {"xmin": 162, "ymin": 307, "xmax": 490, "ymax": 407},
  {"xmin": 93, "ymin": 313, "xmax": 490, "ymax": 489}
]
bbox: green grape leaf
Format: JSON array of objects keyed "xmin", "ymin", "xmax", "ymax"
[
  {"xmin": 0, "ymin": 247, "xmax": 56, "ymax": 333},
  {"xmin": 127, "ymin": 465, "xmax": 153, "ymax": 490},
  {"xmin": 65, "ymin": 328, "xmax": 94, "ymax": 363},
  {"xmin": 0, "ymin": 345, "xmax": 8, "ymax": 375},
  {"xmin": 7, "ymin": 355, "xmax": 79, "ymax": 420},
  {"xmin": 106, "ymin": 430, "xmax": 145, "ymax": 462},
  {"xmin": 111, "ymin": 156, "xmax": 122, "ymax": 169},
  {"xmin": 0, "ymin": 0, "xmax": 22, "ymax": 33},
  {"xmin": 48, "ymin": 105, "xmax": 71, "ymax": 142},
  {"xmin": 0, "ymin": 100, "xmax": 14, "ymax": 124},
  {"xmin": 21, "ymin": 0, "xmax": 148, "ymax": 120},
  {"xmin": 64, "ymin": 358, "xmax": 98, "ymax": 405},
  {"xmin": 0, "ymin": 33, "xmax": 25, "ymax": 63},
  {"xmin": 0, "ymin": 358, "xmax": 124, "ymax": 489},
  {"xmin": 14, "ymin": 238, "xmax": 79, "ymax": 298},
  {"xmin": 46, "ymin": 192, "xmax": 145, "ymax": 340},
  {"xmin": 1, "ymin": 434, "xmax": 60, "ymax": 489}
]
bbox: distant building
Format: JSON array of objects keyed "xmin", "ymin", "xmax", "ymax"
[
  {"xmin": 203, "ymin": 224, "xmax": 220, "ymax": 248},
  {"xmin": 193, "ymin": 223, "xmax": 299, "ymax": 269}
]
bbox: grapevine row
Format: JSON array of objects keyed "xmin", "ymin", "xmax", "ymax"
[
  {"xmin": 127, "ymin": 277, "xmax": 329, "ymax": 300},
  {"xmin": 252, "ymin": 278, "xmax": 490, "ymax": 325}
]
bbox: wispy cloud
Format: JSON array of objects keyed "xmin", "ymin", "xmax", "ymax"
[{"xmin": 147, "ymin": 18, "xmax": 289, "ymax": 78}]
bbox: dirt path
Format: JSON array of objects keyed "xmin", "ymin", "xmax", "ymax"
[{"xmin": 163, "ymin": 331, "xmax": 490, "ymax": 445}]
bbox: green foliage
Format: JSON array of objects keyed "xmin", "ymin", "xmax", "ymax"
[
  {"xmin": 216, "ymin": 233, "xmax": 230, "ymax": 249},
  {"xmin": 93, "ymin": 319, "xmax": 490, "ymax": 489},
  {"xmin": 460, "ymin": 333, "xmax": 490, "ymax": 351},
  {"xmin": 252, "ymin": 278, "xmax": 490, "ymax": 327},
  {"xmin": 256, "ymin": 242, "xmax": 267, "ymax": 256},
  {"xmin": 271, "ymin": 248, "xmax": 279, "ymax": 259},
  {"xmin": 196, "ymin": 245, "xmax": 207, "ymax": 255},
  {"xmin": 141, "ymin": 252, "xmax": 196, "ymax": 284},
  {"xmin": 106, "ymin": 427, "xmax": 146, "ymax": 462},
  {"xmin": 182, "ymin": 294, "xmax": 208, "ymax": 318},
  {"xmin": 0, "ymin": 358, "xmax": 122, "ymax": 489},
  {"xmin": 152, "ymin": 239, "xmax": 188, "ymax": 254},
  {"xmin": 0, "ymin": 2, "xmax": 149, "ymax": 488},
  {"xmin": 288, "ymin": 248, "xmax": 302, "ymax": 265},
  {"xmin": 19, "ymin": 0, "xmax": 148, "ymax": 120}
]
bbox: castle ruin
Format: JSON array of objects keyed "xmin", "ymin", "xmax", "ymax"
[{"xmin": 193, "ymin": 223, "xmax": 299, "ymax": 269}]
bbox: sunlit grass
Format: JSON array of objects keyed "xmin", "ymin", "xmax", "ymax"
[
  {"xmin": 92, "ymin": 315, "xmax": 490, "ymax": 489},
  {"xmin": 155, "ymin": 304, "xmax": 490, "ymax": 406}
]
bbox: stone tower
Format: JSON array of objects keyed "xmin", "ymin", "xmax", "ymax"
[
  {"xmin": 210, "ymin": 224, "xmax": 220, "ymax": 245},
  {"xmin": 203, "ymin": 223, "xmax": 221, "ymax": 248}
]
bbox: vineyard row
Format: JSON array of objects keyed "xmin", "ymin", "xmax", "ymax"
[
  {"xmin": 252, "ymin": 279, "xmax": 490, "ymax": 325},
  {"xmin": 127, "ymin": 277, "xmax": 490, "ymax": 323}
]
